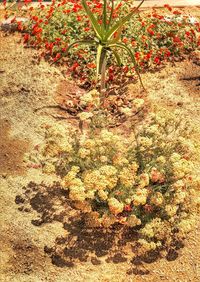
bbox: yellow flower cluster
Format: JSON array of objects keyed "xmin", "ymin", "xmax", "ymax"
[
  {"xmin": 80, "ymin": 89, "xmax": 100, "ymax": 107},
  {"xmin": 133, "ymin": 188, "xmax": 148, "ymax": 206},
  {"xmin": 77, "ymin": 112, "xmax": 93, "ymax": 121},
  {"xmin": 150, "ymin": 192, "xmax": 164, "ymax": 206},
  {"xmin": 42, "ymin": 124, "xmax": 73, "ymax": 157},
  {"xmin": 172, "ymin": 158, "xmax": 193, "ymax": 179},
  {"xmin": 127, "ymin": 215, "xmax": 141, "ymax": 227},
  {"xmin": 178, "ymin": 217, "xmax": 196, "ymax": 234},
  {"xmin": 138, "ymin": 239, "xmax": 162, "ymax": 253},
  {"xmin": 140, "ymin": 218, "xmax": 166, "ymax": 238},
  {"xmin": 108, "ymin": 197, "xmax": 124, "ymax": 215},
  {"xmin": 32, "ymin": 109, "xmax": 199, "ymax": 250},
  {"xmin": 119, "ymin": 166, "xmax": 136, "ymax": 188}
]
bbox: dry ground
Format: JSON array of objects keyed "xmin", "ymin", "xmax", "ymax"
[{"xmin": 0, "ymin": 14, "xmax": 200, "ymax": 282}]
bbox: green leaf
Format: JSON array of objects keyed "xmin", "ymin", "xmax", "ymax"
[
  {"xmin": 108, "ymin": 21, "xmax": 123, "ymax": 44},
  {"xmin": 107, "ymin": 0, "xmax": 114, "ymax": 29},
  {"xmin": 112, "ymin": 42, "xmax": 145, "ymax": 89},
  {"xmin": 81, "ymin": 0, "xmax": 103, "ymax": 40},
  {"xmin": 103, "ymin": 0, "xmax": 107, "ymax": 30},
  {"xmin": 112, "ymin": 49, "xmax": 122, "ymax": 66},
  {"xmin": 104, "ymin": 0, "xmax": 145, "ymax": 40}
]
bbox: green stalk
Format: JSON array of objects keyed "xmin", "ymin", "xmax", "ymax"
[{"xmin": 100, "ymin": 50, "xmax": 107, "ymax": 93}]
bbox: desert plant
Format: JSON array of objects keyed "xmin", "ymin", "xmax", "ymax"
[
  {"xmin": 7, "ymin": 1, "xmax": 200, "ymax": 88},
  {"xmin": 57, "ymin": 0, "xmax": 145, "ymax": 92},
  {"xmin": 27, "ymin": 109, "xmax": 200, "ymax": 253}
]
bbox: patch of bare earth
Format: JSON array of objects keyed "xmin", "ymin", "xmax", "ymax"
[
  {"xmin": 0, "ymin": 119, "xmax": 29, "ymax": 175},
  {"xmin": 0, "ymin": 23, "xmax": 200, "ymax": 282}
]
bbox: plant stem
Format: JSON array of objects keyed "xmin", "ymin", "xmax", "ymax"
[{"xmin": 100, "ymin": 50, "xmax": 107, "ymax": 93}]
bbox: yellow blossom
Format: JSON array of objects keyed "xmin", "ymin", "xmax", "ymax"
[
  {"xmin": 139, "ymin": 137, "xmax": 153, "ymax": 148},
  {"xmin": 178, "ymin": 217, "xmax": 196, "ymax": 234},
  {"xmin": 82, "ymin": 139, "xmax": 96, "ymax": 149},
  {"xmin": 77, "ymin": 112, "xmax": 93, "ymax": 121},
  {"xmin": 108, "ymin": 197, "xmax": 124, "ymax": 215},
  {"xmin": 112, "ymin": 154, "xmax": 129, "ymax": 166},
  {"xmin": 133, "ymin": 98, "xmax": 144, "ymax": 109},
  {"xmin": 172, "ymin": 180, "xmax": 185, "ymax": 190},
  {"xmin": 43, "ymin": 163, "xmax": 55, "ymax": 174},
  {"xmin": 156, "ymin": 156, "xmax": 166, "ymax": 164},
  {"xmin": 119, "ymin": 167, "xmax": 135, "ymax": 188},
  {"xmin": 151, "ymin": 192, "xmax": 164, "ymax": 206},
  {"xmin": 80, "ymin": 92, "xmax": 93, "ymax": 106},
  {"xmin": 133, "ymin": 188, "xmax": 148, "ymax": 206},
  {"xmin": 69, "ymin": 184, "xmax": 86, "ymax": 201},
  {"xmin": 170, "ymin": 153, "xmax": 181, "ymax": 163},
  {"xmin": 78, "ymin": 148, "xmax": 90, "ymax": 158},
  {"xmin": 100, "ymin": 156, "xmax": 108, "ymax": 163},
  {"xmin": 173, "ymin": 190, "xmax": 187, "ymax": 204},
  {"xmin": 127, "ymin": 215, "xmax": 141, "ymax": 227},
  {"xmin": 165, "ymin": 204, "xmax": 178, "ymax": 217},
  {"xmin": 98, "ymin": 190, "xmax": 108, "ymax": 201},
  {"xmin": 138, "ymin": 173, "xmax": 149, "ymax": 188},
  {"xmin": 120, "ymin": 107, "xmax": 132, "ymax": 117}
]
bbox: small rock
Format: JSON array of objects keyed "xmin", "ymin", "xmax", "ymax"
[
  {"xmin": 91, "ymin": 257, "xmax": 101, "ymax": 265},
  {"xmin": 15, "ymin": 195, "xmax": 25, "ymax": 204},
  {"xmin": 1, "ymin": 173, "xmax": 7, "ymax": 178},
  {"xmin": 177, "ymin": 102, "xmax": 183, "ymax": 107}
]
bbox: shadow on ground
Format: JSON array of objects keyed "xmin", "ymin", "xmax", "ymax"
[{"xmin": 15, "ymin": 181, "xmax": 184, "ymax": 274}]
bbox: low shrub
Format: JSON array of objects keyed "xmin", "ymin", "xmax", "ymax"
[{"xmin": 28, "ymin": 109, "xmax": 200, "ymax": 252}]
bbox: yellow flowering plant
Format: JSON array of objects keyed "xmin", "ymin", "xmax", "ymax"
[{"xmin": 29, "ymin": 109, "xmax": 200, "ymax": 252}]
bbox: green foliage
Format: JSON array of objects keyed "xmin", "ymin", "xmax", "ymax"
[{"xmin": 58, "ymin": 0, "xmax": 145, "ymax": 91}]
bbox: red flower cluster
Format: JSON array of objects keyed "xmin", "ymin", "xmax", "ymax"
[{"xmin": 5, "ymin": 0, "xmax": 199, "ymax": 88}]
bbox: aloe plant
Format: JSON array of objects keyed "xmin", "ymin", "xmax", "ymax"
[{"xmin": 63, "ymin": 0, "xmax": 145, "ymax": 91}]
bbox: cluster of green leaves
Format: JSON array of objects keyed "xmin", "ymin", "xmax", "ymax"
[{"xmin": 58, "ymin": 0, "xmax": 145, "ymax": 91}]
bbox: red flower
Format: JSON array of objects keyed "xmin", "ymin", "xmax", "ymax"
[
  {"xmin": 145, "ymin": 52, "xmax": 152, "ymax": 61},
  {"xmin": 173, "ymin": 36, "xmax": 181, "ymax": 43},
  {"xmin": 154, "ymin": 57, "xmax": 161, "ymax": 65},
  {"xmin": 164, "ymin": 4, "xmax": 172, "ymax": 12},
  {"xmin": 23, "ymin": 33, "xmax": 30, "ymax": 43},
  {"xmin": 173, "ymin": 10, "xmax": 182, "ymax": 15},
  {"xmin": 147, "ymin": 29, "xmax": 154, "ymax": 36},
  {"xmin": 53, "ymin": 53, "xmax": 61, "ymax": 62},
  {"xmin": 124, "ymin": 205, "xmax": 132, "ymax": 212},
  {"xmin": 87, "ymin": 62, "xmax": 96, "ymax": 69},
  {"xmin": 70, "ymin": 62, "xmax": 79, "ymax": 71},
  {"xmin": 165, "ymin": 49, "xmax": 171, "ymax": 57},
  {"xmin": 135, "ymin": 52, "xmax": 140, "ymax": 61},
  {"xmin": 77, "ymin": 15, "xmax": 82, "ymax": 22},
  {"xmin": 24, "ymin": 0, "xmax": 32, "ymax": 4},
  {"xmin": 123, "ymin": 37, "xmax": 128, "ymax": 44}
]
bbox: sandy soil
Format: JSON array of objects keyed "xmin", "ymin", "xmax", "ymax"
[{"xmin": 0, "ymin": 24, "xmax": 200, "ymax": 282}]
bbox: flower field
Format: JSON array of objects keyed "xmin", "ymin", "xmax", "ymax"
[
  {"xmin": 0, "ymin": 1, "xmax": 200, "ymax": 281},
  {"xmin": 5, "ymin": 0, "xmax": 200, "ymax": 89}
]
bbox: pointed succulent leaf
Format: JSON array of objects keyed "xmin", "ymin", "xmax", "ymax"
[
  {"xmin": 81, "ymin": 0, "xmax": 103, "ymax": 39},
  {"xmin": 108, "ymin": 21, "xmax": 123, "ymax": 44},
  {"xmin": 112, "ymin": 42, "xmax": 145, "ymax": 89},
  {"xmin": 107, "ymin": 0, "xmax": 114, "ymax": 29},
  {"xmin": 112, "ymin": 49, "xmax": 122, "ymax": 66},
  {"xmin": 103, "ymin": 0, "xmax": 107, "ymax": 30},
  {"xmin": 104, "ymin": 0, "xmax": 145, "ymax": 40}
]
